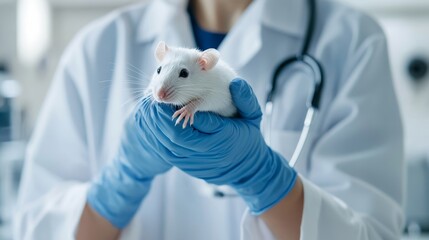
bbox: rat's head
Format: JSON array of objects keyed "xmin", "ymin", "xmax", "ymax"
[{"xmin": 149, "ymin": 41, "xmax": 220, "ymax": 105}]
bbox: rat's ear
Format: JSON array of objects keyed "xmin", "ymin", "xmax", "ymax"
[
  {"xmin": 155, "ymin": 41, "xmax": 169, "ymax": 62},
  {"xmin": 198, "ymin": 49, "xmax": 220, "ymax": 71}
]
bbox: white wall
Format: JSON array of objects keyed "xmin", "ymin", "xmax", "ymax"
[
  {"xmin": 339, "ymin": 0, "xmax": 429, "ymax": 159},
  {"xmin": 340, "ymin": 1, "xmax": 429, "ymax": 228},
  {"xmin": 380, "ymin": 15, "xmax": 429, "ymax": 159}
]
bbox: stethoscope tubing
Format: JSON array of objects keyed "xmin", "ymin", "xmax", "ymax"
[
  {"xmin": 268, "ymin": 0, "xmax": 324, "ymax": 167},
  {"xmin": 211, "ymin": 0, "xmax": 324, "ymax": 198}
]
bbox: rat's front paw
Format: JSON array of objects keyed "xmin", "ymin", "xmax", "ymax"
[{"xmin": 172, "ymin": 106, "xmax": 195, "ymax": 129}]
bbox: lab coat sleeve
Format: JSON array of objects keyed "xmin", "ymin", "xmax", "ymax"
[
  {"xmin": 242, "ymin": 35, "xmax": 404, "ymax": 239},
  {"xmin": 13, "ymin": 17, "xmax": 119, "ymax": 239}
]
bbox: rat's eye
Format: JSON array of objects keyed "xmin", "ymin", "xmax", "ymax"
[
  {"xmin": 157, "ymin": 66, "xmax": 162, "ymax": 74},
  {"xmin": 179, "ymin": 68, "xmax": 189, "ymax": 78}
]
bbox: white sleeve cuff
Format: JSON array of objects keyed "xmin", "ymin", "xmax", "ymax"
[
  {"xmin": 299, "ymin": 176, "xmax": 322, "ymax": 240},
  {"xmin": 240, "ymin": 208, "xmax": 275, "ymax": 240},
  {"xmin": 240, "ymin": 176, "xmax": 322, "ymax": 240},
  {"xmin": 14, "ymin": 182, "xmax": 90, "ymax": 240}
]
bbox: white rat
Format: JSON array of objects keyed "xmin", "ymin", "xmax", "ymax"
[{"xmin": 146, "ymin": 41, "xmax": 238, "ymax": 128}]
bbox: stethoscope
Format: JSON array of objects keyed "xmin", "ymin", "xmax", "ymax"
[{"xmin": 208, "ymin": 0, "xmax": 324, "ymax": 198}]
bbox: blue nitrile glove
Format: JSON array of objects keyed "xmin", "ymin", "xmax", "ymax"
[
  {"xmin": 145, "ymin": 78, "xmax": 297, "ymax": 214},
  {"xmin": 87, "ymin": 98, "xmax": 172, "ymax": 228}
]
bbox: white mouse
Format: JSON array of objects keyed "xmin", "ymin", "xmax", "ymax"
[{"xmin": 146, "ymin": 41, "xmax": 238, "ymax": 128}]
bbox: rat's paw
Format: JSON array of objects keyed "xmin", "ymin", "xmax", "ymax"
[{"xmin": 173, "ymin": 106, "xmax": 195, "ymax": 129}]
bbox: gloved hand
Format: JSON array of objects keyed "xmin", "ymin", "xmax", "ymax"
[
  {"xmin": 146, "ymin": 78, "xmax": 297, "ymax": 214},
  {"xmin": 87, "ymin": 98, "xmax": 172, "ymax": 228}
]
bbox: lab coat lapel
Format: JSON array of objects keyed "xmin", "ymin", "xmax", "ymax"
[
  {"xmin": 261, "ymin": 0, "xmax": 307, "ymax": 37},
  {"xmin": 218, "ymin": 0, "xmax": 264, "ymax": 70},
  {"xmin": 218, "ymin": 0, "xmax": 307, "ymax": 70},
  {"xmin": 136, "ymin": 0, "xmax": 307, "ymax": 69},
  {"xmin": 137, "ymin": 0, "xmax": 195, "ymax": 48},
  {"xmin": 137, "ymin": 0, "xmax": 263, "ymax": 69}
]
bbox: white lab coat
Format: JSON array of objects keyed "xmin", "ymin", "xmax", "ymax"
[{"xmin": 14, "ymin": 0, "xmax": 405, "ymax": 239}]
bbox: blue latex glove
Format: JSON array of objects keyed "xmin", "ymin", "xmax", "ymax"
[
  {"xmin": 146, "ymin": 78, "xmax": 297, "ymax": 214},
  {"xmin": 87, "ymin": 98, "xmax": 172, "ymax": 228}
]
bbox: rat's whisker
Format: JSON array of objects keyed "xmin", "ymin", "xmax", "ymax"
[
  {"xmin": 129, "ymin": 88, "xmax": 145, "ymax": 93},
  {"xmin": 126, "ymin": 64, "xmax": 149, "ymax": 78},
  {"xmin": 98, "ymin": 79, "xmax": 115, "ymax": 83},
  {"xmin": 125, "ymin": 75, "xmax": 145, "ymax": 82},
  {"xmin": 121, "ymin": 96, "xmax": 142, "ymax": 109},
  {"xmin": 126, "ymin": 62, "xmax": 150, "ymax": 77}
]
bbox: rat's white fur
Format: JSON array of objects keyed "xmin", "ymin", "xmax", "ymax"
[{"xmin": 147, "ymin": 44, "xmax": 237, "ymax": 117}]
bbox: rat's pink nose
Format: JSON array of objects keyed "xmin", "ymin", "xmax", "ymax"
[{"xmin": 157, "ymin": 89, "xmax": 167, "ymax": 100}]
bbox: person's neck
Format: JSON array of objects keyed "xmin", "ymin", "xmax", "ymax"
[{"xmin": 190, "ymin": 0, "xmax": 252, "ymax": 33}]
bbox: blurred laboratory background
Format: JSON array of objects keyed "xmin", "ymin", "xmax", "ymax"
[{"xmin": 0, "ymin": 0, "xmax": 428, "ymax": 239}]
